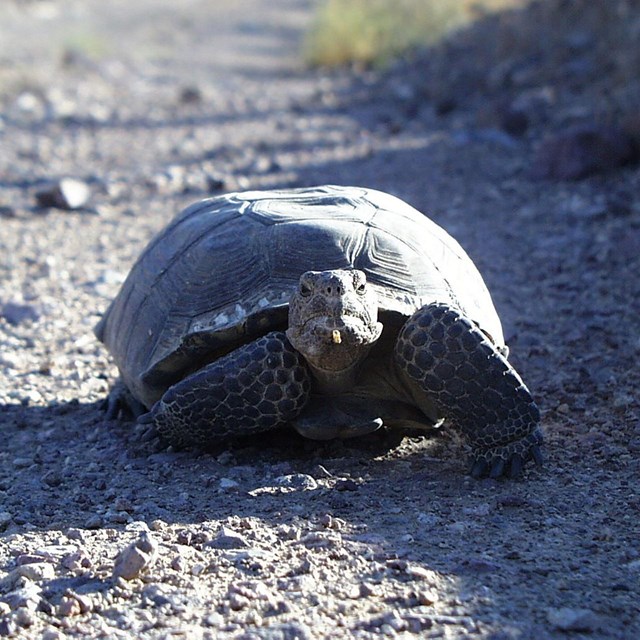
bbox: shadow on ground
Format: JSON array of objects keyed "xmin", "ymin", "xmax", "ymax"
[{"xmin": 1, "ymin": 399, "xmax": 450, "ymax": 532}]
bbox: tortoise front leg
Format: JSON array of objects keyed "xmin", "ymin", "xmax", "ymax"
[
  {"xmin": 139, "ymin": 332, "xmax": 311, "ymax": 448},
  {"xmin": 395, "ymin": 303, "xmax": 543, "ymax": 478}
]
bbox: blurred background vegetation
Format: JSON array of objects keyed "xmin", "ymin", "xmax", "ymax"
[
  {"xmin": 304, "ymin": 0, "xmax": 640, "ymax": 127},
  {"xmin": 304, "ymin": 0, "xmax": 526, "ymax": 67}
]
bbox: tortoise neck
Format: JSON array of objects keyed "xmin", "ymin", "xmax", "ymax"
[{"xmin": 305, "ymin": 349, "xmax": 371, "ymax": 395}]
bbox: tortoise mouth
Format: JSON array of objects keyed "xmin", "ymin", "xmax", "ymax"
[
  {"xmin": 286, "ymin": 314, "xmax": 383, "ymax": 373},
  {"xmin": 298, "ymin": 314, "xmax": 380, "ymax": 345}
]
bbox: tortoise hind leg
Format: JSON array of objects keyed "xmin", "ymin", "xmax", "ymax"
[
  {"xmin": 102, "ymin": 379, "xmax": 147, "ymax": 421},
  {"xmin": 395, "ymin": 303, "xmax": 543, "ymax": 478},
  {"xmin": 140, "ymin": 331, "xmax": 311, "ymax": 448}
]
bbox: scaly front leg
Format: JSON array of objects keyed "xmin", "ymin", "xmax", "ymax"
[
  {"xmin": 395, "ymin": 303, "xmax": 543, "ymax": 478},
  {"xmin": 139, "ymin": 332, "xmax": 311, "ymax": 448}
]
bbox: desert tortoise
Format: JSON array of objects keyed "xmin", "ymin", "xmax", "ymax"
[{"xmin": 96, "ymin": 185, "xmax": 543, "ymax": 478}]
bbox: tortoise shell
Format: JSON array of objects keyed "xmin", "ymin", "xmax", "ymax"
[{"xmin": 96, "ymin": 185, "xmax": 504, "ymax": 407}]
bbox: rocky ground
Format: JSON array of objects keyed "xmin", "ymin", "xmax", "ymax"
[{"xmin": 0, "ymin": 0, "xmax": 639, "ymax": 638}]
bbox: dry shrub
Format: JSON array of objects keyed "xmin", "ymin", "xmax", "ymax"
[{"xmin": 304, "ymin": 0, "xmax": 524, "ymax": 67}]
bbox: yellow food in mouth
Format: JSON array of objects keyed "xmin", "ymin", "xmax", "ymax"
[{"xmin": 331, "ymin": 329, "xmax": 342, "ymax": 344}]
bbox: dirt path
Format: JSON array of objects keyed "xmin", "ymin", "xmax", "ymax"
[{"xmin": 1, "ymin": 1, "xmax": 639, "ymax": 638}]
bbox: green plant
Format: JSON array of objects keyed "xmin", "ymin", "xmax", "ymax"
[
  {"xmin": 304, "ymin": 0, "xmax": 524, "ymax": 67},
  {"xmin": 62, "ymin": 31, "xmax": 111, "ymax": 60}
]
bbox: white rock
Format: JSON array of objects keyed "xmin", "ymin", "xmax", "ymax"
[
  {"xmin": 14, "ymin": 562, "xmax": 55, "ymax": 582},
  {"xmin": 219, "ymin": 477, "xmax": 239, "ymax": 489},
  {"xmin": 275, "ymin": 473, "xmax": 318, "ymax": 491},
  {"xmin": 113, "ymin": 533, "xmax": 158, "ymax": 580},
  {"xmin": 208, "ymin": 526, "xmax": 250, "ymax": 549},
  {"xmin": 35, "ymin": 544, "xmax": 78, "ymax": 559},
  {"xmin": 2, "ymin": 583, "xmax": 42, "ymax": 611},
  {"xmin": 35, "ymin": 178, "xmax": 91, "ymax": 210}
]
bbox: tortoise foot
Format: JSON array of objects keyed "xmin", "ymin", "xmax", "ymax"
[
  {"xmin": 395, "ymin": 302, "xmax": 543, "ymax": 478},
  {"xmin": 144, "ymin": 331, "xmax": 311, "ymax": 448}
]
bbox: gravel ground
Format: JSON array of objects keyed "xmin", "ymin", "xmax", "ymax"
[{"xmin": 1, "ymin": 1, "xmax": 639, "ymax": 638}]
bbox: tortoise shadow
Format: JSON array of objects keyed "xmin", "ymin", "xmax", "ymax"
[{"xmin": 1, "ymin": 398, "xmax": 453, "ymax": 533}]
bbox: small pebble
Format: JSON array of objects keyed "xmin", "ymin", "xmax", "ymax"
[
  {"xmin": 275, "ymin": 473, "xmax": 318, "ymax": 491},
  {"xmin": 65, "ymin": 528, "xmax": 85, "ymax": 541},
  {"xmin": 61, "ymin": 550, "xmax": 92, "ymax": 571},
  {"xmin": 406, "ymin": 565, "xmax": 438, "ymax": 583},
  {"xmin": 0, "ymin": 618, "xmax": 17, "ymax": 637},
  {"xmin": 41, "ymin": 470, "xmax": 63, "ymax": 487},
  {"xmin": 335, "ymin": 478, "xmax": 358, "ymax": 491},
  {"xmin": 36, "ymin": 544, "xmax": 78, "ymax": 558},
  {"xmin": 149, "ymin": 519, "xmax": 167, "ymax": 532},
  {"xmin": 207, "ymin": 526, "xmax": 250, "ymax": 549},
  {"xmin": 0, "ymin": 512, "xmax": 13, "ymax": 531},
  {"xmin": 547, "ymin": 607, "xmax": 599, "ymax": 631},
  {"xmin": 113, "ymin": 532, "xmax": 159, "ymax": 580},
  {"xmin": 14, "ymin": 612, "xmax": 37, "ymax": 634},
  {"xmin": 13, "ymin": 562, "xmax": 55, "ymax": 582},
  {"xmin": 84, "ymin": 514, "xmax": 104, "ymax": 529},
  {"xmin": 170, "ymin": 556, "xmax": 186, "ymax": 572},
  {"xmin": 2, "ymin": 583, "xmax": 42, "ymax": 611},
  {"xmin": 178, "ymin": 85, "xmax": 203, "ymax": 104},
  {"xmin": 12, "ymin": 456, "xmax": 33, "ymax": 468},
  {"xmin": 1, "ymin": 302, "xmax": 40, "ymax": 326},
  {"xmin": 58, "ymin": 596, "xmax": 82, "ymax": 618},
  {"xmin": 106, "ymin": 510, "xmax": 131, "ymax": 524},
  {"xmin": 219, "ymin": 477, "xmax": 239, "ymax": 490},
  {"xmin": 35, "ymin": 178, "xmax": 91, "ymax": 210}
]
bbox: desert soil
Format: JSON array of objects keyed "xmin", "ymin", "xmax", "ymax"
[{"xmin": 0, "ymin": 1, "xmax": 639, "ymax": 638}]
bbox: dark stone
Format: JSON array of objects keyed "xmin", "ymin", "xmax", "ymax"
[
  {"xmin": 178, "ymin": 86, "xmax": 202, "ymax": 104},
  {"xmin": 1, "ymin": 301, "xmax": 40, "ymax": 325},
  {"xmin": 500, "ymin": 107, "xmax": 529, "ymax": 136},
  {"xmin": 0, "ymin": 205, "xmax": 17, "ymax": 218},
  {"xmin": 206, "ymin": 175, "xmax": 226, "ymax": 193},
  {"xmin": 335, "ymin": 478, "xmax": 358, "ymax": 492},
  {"xmin": 435, "ymin": 98, "xmax": 457, "ymax": 116},
  {"xmin": 0, "ymin": 618, "xmax": 17, "ymax": 637},
  {"xmin": 41, "ymin": 470, "xmax": 63, "ymax": 487}
]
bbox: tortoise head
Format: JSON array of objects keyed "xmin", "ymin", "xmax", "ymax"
[{"xmin": 286, "ymin": 269, "xmax": 383, "ymax": 377}]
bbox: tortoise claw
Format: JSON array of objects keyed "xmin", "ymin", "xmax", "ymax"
[
  {"xmin": 101, "ymin": 381, "xmax": 148, "ymax": 421},
  {"xmin": 470, "ymin": 459, "xmax": 489, "ymax": 478},
  {"xmin": 508, "ymin": 454, "xmax": 524, "ymax": 478},
  {"xmin": 489, "ymin": 459, "xmax": 505, "ymax": 479},
  {"xmin": 102, "ymin": 391, "xmax": 124, "ymax": 420},
  {"xmin": 470, "ymin": 434, "xmax": 543, "ymax": 479},
  {"xmin": 531, "ymin": 444, "xmax": 544, "ymax": 467}
]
